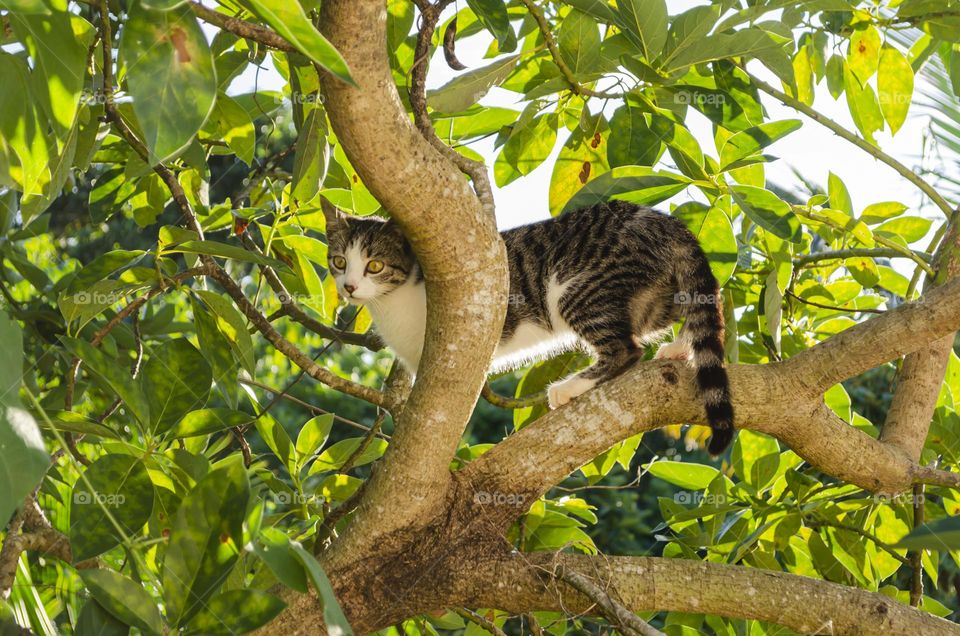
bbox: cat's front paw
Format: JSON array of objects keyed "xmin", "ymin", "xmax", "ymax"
[{"xmin": 548, "ymin": 375, "xmax": 597, "ymax": 409}]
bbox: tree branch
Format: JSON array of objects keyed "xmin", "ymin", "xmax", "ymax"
[
  {"xmin": 462, "ymin": 277, "xmax": 960, "ymax": 499},
  {"xmin": 464, "ymin": 553, "xmax": 960, "ymax": 636},
  {"xmin": 318, "ymin": 0, "xmax": 508, "ymax": 566},
  {"xmin": 189, "ymin": 2, "xmax": 295, "ymax": 53}
]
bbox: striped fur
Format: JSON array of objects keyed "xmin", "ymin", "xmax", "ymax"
[{"xmin": 324, "ymin": 201, "xmax": 734, "ymax": 454}]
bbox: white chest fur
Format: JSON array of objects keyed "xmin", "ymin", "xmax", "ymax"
[{"xmin": 365, "ymin": 277, "xmax": 428, "ymax": 371}]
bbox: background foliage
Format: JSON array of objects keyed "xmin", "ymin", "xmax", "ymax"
[{"xmin": 1, "ymin": 0, "xmax": 960, "ymax": 634}]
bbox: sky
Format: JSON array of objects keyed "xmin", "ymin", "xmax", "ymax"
[{"xmin": 228, "ymin": 2, "xmax": 944, "ymax": 233}]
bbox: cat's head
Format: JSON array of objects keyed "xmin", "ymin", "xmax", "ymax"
[{"xmin": 323, "ymin": 206, "xmax": 416, "ymax": 304}]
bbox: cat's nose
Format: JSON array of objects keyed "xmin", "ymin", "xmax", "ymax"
[{"xmin": 343, "ymin": 284, "xmax": 357, "ymax": 295}]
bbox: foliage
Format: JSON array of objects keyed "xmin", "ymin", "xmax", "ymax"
[{"xmin": 0, "ymin": 0, "xmax": 959, "ymax": 634}]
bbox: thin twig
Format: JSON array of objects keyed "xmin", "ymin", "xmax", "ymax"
[
  {"xmin": 555, "ymin": 564, "xmax": 665, "ymax": 636},
  {"xmin": 451, "ymin": 607, "xmax": 507, "ymax": 636},
  {"xmin": 794, "ymin": 247, "xmax": 933, "ymax": 267},
  {"xmin": 785, "ymin": 289, "xmax": 884, "ymax": 315},
  {"xmin": 910, "ymin": 483, "xmax": 925, "ymax": 606}
]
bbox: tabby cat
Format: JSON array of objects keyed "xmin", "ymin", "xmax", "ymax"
[{"xmin": 323, "ymin": 200, "xmax": 734, "ymax": 454}]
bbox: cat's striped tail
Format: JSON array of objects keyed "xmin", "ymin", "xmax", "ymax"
[{"xmin": 677, "ymin": 250, "xmax": 734, "ymax": 455}]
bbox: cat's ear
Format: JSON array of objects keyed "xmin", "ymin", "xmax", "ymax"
[
  {"xmin": 382, "ymin": 217, "xmax": 407, "ymax": 240},
  {"xmin": 321, "ymin": 200, "xmax": 347, "ymax": 236}
]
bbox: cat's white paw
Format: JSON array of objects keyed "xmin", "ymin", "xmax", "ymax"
[
  {"xmin": 655, "ymin": 341, "xmax": 692, "ymax": 361},
  {"xmin": 548, "ymin": 375, "xmax": 597, "ymax": 409}
]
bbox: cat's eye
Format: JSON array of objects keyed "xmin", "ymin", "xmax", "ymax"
[
  {"xmin": 366, "ymin": 260, "xmax": 385, "ymax": 274},
  {"xmin": 332, "ymin": 255, "xmax": 347, "ymax": 270}
]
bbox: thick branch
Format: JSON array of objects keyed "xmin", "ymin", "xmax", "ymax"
[
  {"xmin": 465, "ymin": 553, "xmax": 960, "ymax": 636},
  {"xmin": 318, "ymin": 0, "xmax": 508, "ymax": 565},
  {"xmin": 463, "ymin": 278, "xmax": 960, "ymax": 497}
]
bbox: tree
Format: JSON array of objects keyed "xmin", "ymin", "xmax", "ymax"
[{"xmin": 2, "ymin": 0, "xmax": 960, "ymax": 634}]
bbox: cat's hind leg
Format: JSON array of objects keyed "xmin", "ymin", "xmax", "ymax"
[{"xmin": 548, "ymin": 316, "xmax": 639, "ymax": 409}]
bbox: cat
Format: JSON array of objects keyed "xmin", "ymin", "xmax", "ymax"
[{"xmin": 323, "ymin": 200, "xmax": 734, "ymax": 454}]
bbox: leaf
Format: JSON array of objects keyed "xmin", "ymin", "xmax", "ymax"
[
  {"xmin": 558, "ymin": 9, "xmax": 601, "ymax": 76},
  {"xmin": 0, "ymin": 404, "xmax": 48, "ymax": 527},
  {"xmin": 665, "ymin": 28, "xmax": 783, "ymax": 73},
  {"xmin": 41, "ymin": 410, "xmax": 122, "ymax": 440},
  {"xmin": 896, "ymin": 516, "xmax": 960, "ymax": 551},
  {"xmin": 847, "ymin": 25, "xmax": 881, "ymax": 84},
  {"xmin": 295, "ymin": 414, "xmax": 334, "ymax": 460},
  {"xmin": 75, "ymin": 600, "xmax": 130, "ymax": 636},
  {"xmin": 70, "ymin": 455, "xmax": 154, "ymax": 560},
  {"xmin": 860, "ymin": 201, "xmax": 907, "ymax": 225},
  {"xmin": 617, "ymin": 0, "xmax": 668, "ymax": 61},
  {"xmin": 427, "ymin": 55, "xmax": 519, "ymax": 114},
  {"xmin": 253, "ymin": 527, "xmax": 308, "ymax": 594},
  {"xmin": 289, "ymin": 542, "xmax": 354, "ymax": 635},
  {"xmin": 205, "ymin": 93, "xmax": 256, "ymax": 164},
  {"xmin": 0, "ymin": 53, "xmax": 50, "ymax": 208},
  {"xmin": 194, "ymin": 291, "xmax": 256, "ymax": 375},
  {"xmin": 494, "ymin": 113, "xmax": 558, "ymax": 186},
  {"xmin": 139, "ymin": 339, "xmax": 212, "ymax": 433},
  {"xmin": 170, "ymin": 408, "xmax": 253, "ymax": 438},
  {"xmin": 162, "ymin": 239, "xmax": 289, "ymax": 270},
  {"xmin": 827, "ymin": 172, "xmax": 853, "ymax": 215},
  {"xmin": 192, "ymin": 297, "xmax": 240, "ymax": 408},
  {"xmin": 719, "ymin": 119, "xmax": 802, "ymax": 169},
  {"xmin": 793, "ymin": 41, "xmax": 814, "ymax": 106},
  {"xmin": 291, "ymin": 105, "xmax": 329, "ymax": 205},
  {"xmin": 647, "ymin": 461, "xmax": 719, "ymax": 490},
  {"xmin": 309, "ymin": 438, "xmax": 388, "ymax": 475},
  {"xmin": 845, "ymin": 257, "xmax": 880, "ymax": 287},
  {"xmin": 235, "ymin": 0, "xmax": 352, "ymax": 84},
  {"xmin": 674, "ymin": 205, "xmax": 737, "ymax": 286},
  {"xmin": 562, "ymin": 166, "xmax": 690, "ymax": 214},
  {"xmin": 466, "ymin": 0, "xmax": 515, "ymax": 52},
  {"xmin": 826, "ymin": 54, "xmax": 845, "ymax": 99},
  {"xmin": 730, "ymin": 185, "xmax": 801, "ymax": 242},
  {"xmin": 607, "ymin": 105, "xmax": 663, "ymax": 168},
  {"xmin": 79, "ymin": 570, "xmax": 163, "ymax": 636},
  {"xmin": 549, "ymin": 125, "xmax": 609, "ymax": 215},
  {"xmin": 843, "ymin": 64, "xmax": 884, "ymax": 145},
  {"xmin": 120, "ymin": 1, "xmax": 217, "ymax": 163},
  {"xmin": 61, "ymin": 337, "xmax": 151, "ymax": 428},
  {"xmin": 877, "ymin": 46, "xmax": 913, "ymax": 135},
  {"xmin": 875, "ymin": 216, "xmax": 932, "ymax": 243},
  {"xmin": 9, "ymin": 9, "xmax": 94, "ymax": 139},
  {"xmin": 183, "ymin": 590, "xmax": 285, "ymax": 635},
  {"xmin": 254, "ymin": 415, "xmax": 295, "ymax": 470},
  {"xmin": 163, "ymin": 458, "xmax": 250, "ymax": 626}
]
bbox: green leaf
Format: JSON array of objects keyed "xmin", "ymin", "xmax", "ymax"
[
  {"xmin": 70, "ymin": 455, "xmax": 154, "ymax": 560},
  {"xmin": 41, "ymin": 410, "xmax": 122, "ymax": 440},
  {"xmin": 309, "ymin": 437, "xmax": 388, "ymax": 475},
  {"xmin": 79, "ymin": 570, "xmax": 163, "ymax": 636},
  {"xmin": 0, "ymin": 53, "xmax": 50, "ymax": 208},
  {"xmin": 163, "ymin": 458, "xmax": 250, "ymax": 626},
  {"xmin": 427, "ymin": 55, "xmax": 519, "ymax": 114},
  {"xmin": 235, "ymin": 0, "xmax": 353, "ymax": 84},
  {"xmin": 494, "ymin": 113, "xmax": 558, "ymax": 187},
  {"xmin": 170, "ymin": 408, "xmax": 253, "ymax": 438},
  {"xmin": 253, "ymin": 527, "xmax": 308, "ymax": 594},
  {"xmin": 827, "ymin": 172, "xmax": 853, "ymax": 215},
  {"xmin": 896, "ymin": 516, "xmax": 960, "ymax": 551},
  {"xmin": 295, "ymin": 414, "xmax": 334, "ymax": 460},
  {"xmin": 558, "ymin": 10, "xmax": 601, "ymax": 76},
  {"xmin": 466, "ymin": 0, "xmax": 515, "ymax": 53},
  {"xmin": 730, "ymin": 185, "xmax": 801, "ymax": 242},
  {"xmin": 665, "ymin": 28, "xmax": 783, "ymax": 73},
  {"xmin": 878, "ymin": 46, "xmax": 913, "ymax": 135},
  {"xmin": 9, "ymin": 9, "xmax": 94, "ymax": 139},
  {"xmin": 860, "ymin": 201, "xmax": 907, "ymax": 225},
  {"xmin": 846, "ymin": 25, "xmax": 881, "ymax": 84},
  {"xmin": 647, "ymin": 461, "xmax": 719, "ymax": 490},
  {"xmin": 61, "ymin": 337, "xmax": 151, "ymax": 428},
  {"xmin": 0, "ymin": 0, "xmax": 50, "ymax": 13},
  {"xmin": 192, "ymin": 298, "xmax": 240, "ymax": 408},
  {"xmin": 120, "ymin": 1, "xmax": 217, "ymax": 163},
  {"xmin": 618, "ymin": 0, "xmax": 668, "ymax": 61},
  {"xmin": 162, "ymin": 239, "xmax": 288, "ymax": 270},
  {"xmin": 289, "ymin": 542, "xmax": 354, "ymax": 635},
  {"xmin": 254, "ymin": 414, "xmax": 295, "ymax": 470},
  {"xmin": 204, "ymin": 93, "xmax": 256, "ymax": 164},
  {"xmin": 562, "ymin": 166, "xmax": 690, "ymax": 214},
  {"xmin": 607, "ymin": 105, "xmax": 663, "ymax": 168},
  {"xmin": 183, "ymin": 590, "xmax": 285, "ymax": 635},
  {"xmin": 549, "ymin": 125, "xmax": 610, "ymax": 215},
  {"xmin": 719, "ymin": 120, "xmax": 802, "ymax": 170},
  {"xmin": 674, "ymin": 205, "xmax": 737, "ymax": 286},
  {"xmin": 140, "ymin": 339, "xmax": 212, "ymax": 433},
  {"xmin": 845, "ymin": 257, "xmax": 880, "ymax": 288},
  {"xmin": 75, "ymin": 600, "xmax": 130, "ymax": 636},
  {"xmin": 826, "ymin": 54, "xmax": 845, "ymax": 99},
  {"xmin": 875, "ymin": 216, "xmax": 932, "ymax": 243},
  {"xmin": 194, "ymin": 291, "xmax": 256, "ymax": 375},
  {"xmin": 560, "ymin": 0, "xmax": 618, "ymax": 23},
  {"xmin": 291, "ymin": 105, "xmax": 329, "ymax": 205},
  {"xmin": 843, "ymin": 64, "xmax": 884, "ymax": 145}
]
